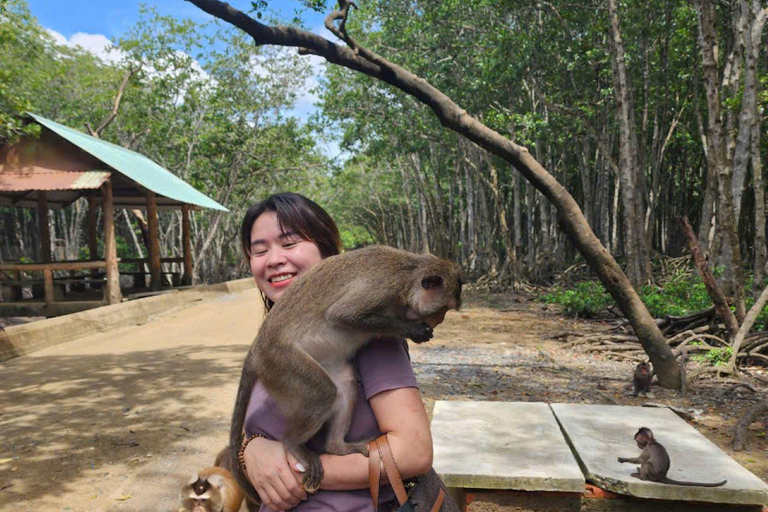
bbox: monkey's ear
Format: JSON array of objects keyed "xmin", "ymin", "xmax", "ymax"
[
  {"xmin": 422, "ymin": 275, "xmax": 443, "ymax": 289},
  {"xmin": 208, "ymin": 474, "xmax": 225, "ymax": 489}
]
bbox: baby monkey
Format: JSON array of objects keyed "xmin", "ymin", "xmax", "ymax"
[
  {"xmin": 618, "ymin": 427, "xmax": 727, "ymax": 487},
  {"xmin": 632, "ymin": 362, "xmax": 652, "ymax": 397},
  {"xmin": 181, "ymin": 447, "xmax": 259, "ymax": 512},
  {"xmin": 180, "ymin": 466, "xmax": 243, "ymax": 512},
  {"xmin": 230, "ymin": 246, "xmax": 463, "ymax": 502}
]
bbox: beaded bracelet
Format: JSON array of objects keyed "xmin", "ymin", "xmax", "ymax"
[{"xmin": 238, "ymin": 433, "xmax": 266, "ymax": 474}]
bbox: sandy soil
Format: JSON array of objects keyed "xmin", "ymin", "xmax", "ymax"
[{"xmin": 1, "ymin": 289, "xmax": 767, "ymax": 511}]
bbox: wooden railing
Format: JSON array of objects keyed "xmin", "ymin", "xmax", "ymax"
[{"xmin": 0, "ymin": 260, "xmax": 108, "ymax": 304}]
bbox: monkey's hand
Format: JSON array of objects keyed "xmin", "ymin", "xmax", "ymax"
[{"xmin": 404, "ymin": 321, "xmax": 433, "ymax": 343}]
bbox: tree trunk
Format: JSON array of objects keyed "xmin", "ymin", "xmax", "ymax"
[
  {"xmin": 607, "ymin": 0, "xmax": 651, "ymax": 288},
  {"xmin": 754, "ymin": 115, "xmax": 766, "ymax": 295},
  {"xmin": 186, "ymin": 0, "xmax": 681, "ymax": 389},
  {"xmin": 731, "ymin": 2, "xmax": 767, "ymax": 225},
  {"xmin": 37, "ymin": 192, "xmax": 51, "ymax": 263},
  {"xmin": 693, "ymin": 0, "xmax": 747, "ymax": 322}
]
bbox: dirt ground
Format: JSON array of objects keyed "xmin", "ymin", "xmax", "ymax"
[{"xmin": 1, "ymin": 288, "xmax": 767, "ymax": 511}]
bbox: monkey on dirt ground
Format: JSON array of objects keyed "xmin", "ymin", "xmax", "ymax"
[
  {"xmin": 229, "ymin": 245, "xmax": 463, "ymax": 501},
  {"xmin": 617, "ymin": 427, "xmax": 727, "ymax": 487},
  {"xmin": 632, "ymin": 362, "xmax": 653, "ymax": 397},
  {"xmin": 181, "ymin": 447, "xmax": 260, "ymax": 512}
]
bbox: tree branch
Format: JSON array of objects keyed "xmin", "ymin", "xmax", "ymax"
[
  {"xmin": 87, "ymin": 67, "xmax": 139, "ymax": 138},
  {"xmin": 679, "ymin": 215, "xmax": 739, "ymax": 339},
  {"xmin": 185, "ymin": 0, "xmax": 682, "ymax": 391}
]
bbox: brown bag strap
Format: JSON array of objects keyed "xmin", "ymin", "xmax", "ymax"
[
  {"xmin": 429, "ymin": 489, "xmax": 446, "ymax": 512},
  {"xmin": 375, "ymin": 434, "xmax": 409, "ymax": 505},
  {"xmin": 368, "ymin": 437, "xmax": 382, "ymax": 508}
]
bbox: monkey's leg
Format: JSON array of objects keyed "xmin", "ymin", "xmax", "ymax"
[
  {"xmin": 273, "ymin": 351, "xmax": 337, "ymax": 494},
  {"xmin": 324, "ymin": 363, "xmax": 370, "ymax": 456}
]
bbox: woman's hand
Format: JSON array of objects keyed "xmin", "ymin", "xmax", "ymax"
[{"xmin": 243, "ymin": 437, "xmax": 307, "ymax": 510}]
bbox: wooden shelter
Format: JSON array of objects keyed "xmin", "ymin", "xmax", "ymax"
[{"xmin": 0, "ymin": 114, "xmax": 227, "ymax": 317}]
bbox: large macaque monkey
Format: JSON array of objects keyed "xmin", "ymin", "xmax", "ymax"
[
  {"xmin": 230, "ymin": 246, "xmax": 463, "ymax": 500},
  {"xmin": 618, "ymin": 427, "xmax": 727, "ymax": 487},
  {"xmin": 632, "ymin": 362, "xmax": 652, "ymax": 397}
]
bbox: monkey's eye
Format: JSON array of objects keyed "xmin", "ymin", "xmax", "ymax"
[{"xmin": 422, "ymin": 275, "xmax": 443, "ymax": 289}]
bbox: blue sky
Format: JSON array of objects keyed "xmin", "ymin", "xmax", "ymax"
[
  {"xmin": 25, "ymin": 0, "xmax": 343, "ymax": 156},
  {"xmin": 26, "ymin": 1, "xmax": 327, "ymax": 41}
]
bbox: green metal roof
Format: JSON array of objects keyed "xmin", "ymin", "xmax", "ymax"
[{"xmin": 29, "ymin": 113, "xmax": 228, "ymax": 212}]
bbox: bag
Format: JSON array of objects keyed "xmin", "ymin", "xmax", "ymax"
[{"xmin": 368, "ymin": 434, "xmax": 462, "ymax": 512}]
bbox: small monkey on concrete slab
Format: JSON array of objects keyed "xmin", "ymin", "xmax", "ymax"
[
  {"xmin": 618, "ymin": 427, "xmax": 727, "ymax": 487},
  {"xmin": 230, "ymin": 245, "xmax": 463, "ymax": 501}
]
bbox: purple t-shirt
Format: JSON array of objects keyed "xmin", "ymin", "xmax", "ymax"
[{"xmin": 244, "ymin": 337, "xmax": 419, "ymax": 512}]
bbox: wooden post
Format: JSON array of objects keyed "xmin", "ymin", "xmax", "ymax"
[
  {"xmin": 87, "ymin": 195, "xmax": 99, "ymax": 281},
  {"xmin": 43, "ymin": 268, "xmax": 54, "ymax": 304},
  {"xmin": 37, "ymin": 191, "xmax": 51, "ymax": 263},
  {"xmin": 87, "ymin": 195, "xmax": 99, "ymax": 259},
  {"xmin": 103, "ymin": 181, "xmax": 122, "ymax": 304},
  {"xmin": 181, "ymin": 204, "xmax": 193, "ymax": 285},
  {"xmin": 146, "ymin": 191, "xmax": 162, "ymax": 291}
]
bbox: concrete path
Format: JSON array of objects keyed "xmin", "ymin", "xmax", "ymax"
[
  {"xmin": 0, "ymin": 288, "xmax": 264, "ymax": 512},
  {"xmin": 551, "ymin": 403, "xmax": 768, "ymax": 506},
  {"xmin": 432, "ymin": 400, "xmax": 585, "ymax": 493}
]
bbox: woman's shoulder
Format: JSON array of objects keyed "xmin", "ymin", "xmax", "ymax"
[{"xmin": 355, "ymin": 337, "xmax": 417, "ymax": 399}]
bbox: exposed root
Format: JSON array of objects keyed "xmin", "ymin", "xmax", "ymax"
[{"xmin": 732, "ymin": 400, "xmax": 768, "ymax": 452}]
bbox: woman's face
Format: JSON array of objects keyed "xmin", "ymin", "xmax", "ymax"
[{"xmin": 249, "ymin": 211, "xmax": 323, "ymax": 302}]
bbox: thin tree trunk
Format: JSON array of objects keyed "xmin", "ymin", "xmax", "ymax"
[
  {"xmin": 607, "ymin": 0, "xmax": 650, "ymax": 288},
  {"xmin": 693, "ymin": 0, "xmax": 747, "ymax": 322},
  {"xmin": 753, "ymin": 118, "xmax": 766, "ymax": 294},
  {"xmin": 732, "ymin": 2, "xmax": 767, "ymax": 225}
]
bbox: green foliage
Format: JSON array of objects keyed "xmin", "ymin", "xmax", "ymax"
[
  {"xmin": 541, "ymin": 281, "xmax": 613, "ymax": 318},
  {"xmin": 0, "ymin": 0, "xmax": 48, "ymax": 142},
  {"xmin": 691, "ymin": 346, "xmax": 732, "ymax": 366},
  {"xmin": 638, "ymin": 273, "xmax": 712, "ymax": 318}
]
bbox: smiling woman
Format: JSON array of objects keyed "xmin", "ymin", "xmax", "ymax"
[
  {"xmin": 240, "ymin": 192, "xmax": 342, "ymax": 308},
  {"xmin": 236, "ymin": 192, "xmax": 435, "ymax": 512}
]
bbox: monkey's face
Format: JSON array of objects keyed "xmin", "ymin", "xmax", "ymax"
[
  {"xmin": 249, "ymin": 211, "xmax": 324, "ymax": 302},
  {"xmin": 181, "ymin": 473, "xmax": 225, "ymax": 512},
  {"xmin": 636, "ymin": 362, "xmax": 649, "ymax": 376},
  {"xmin": 409, "ymin": 258, "xmax": 463, "ymax": 318}
]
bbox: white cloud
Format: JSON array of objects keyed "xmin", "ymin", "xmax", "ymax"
[{"xmin": 46, "ymin": 28, "xmax": 125, "ymax": 64}]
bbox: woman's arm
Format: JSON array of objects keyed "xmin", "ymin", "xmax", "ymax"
[{"xmin": 318, "ymin": 386, "xmax": 433, "ymax": 490}]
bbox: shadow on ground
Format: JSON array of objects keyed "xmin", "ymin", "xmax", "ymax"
[{"xmin": 0, "ymin": 343, "xmax": 247, "ymax": 506}]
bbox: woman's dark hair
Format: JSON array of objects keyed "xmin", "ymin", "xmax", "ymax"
[{"xmin": 241, "ymin": 193, "xmax": 342, "ymax": 309}]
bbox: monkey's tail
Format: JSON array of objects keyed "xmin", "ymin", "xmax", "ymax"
[
  {"xmin": 660, "ymin": 477, "xmax": 728, "ymax": 487},
  {"xmin": 229, "ymin": 355, "xmax": 263, "ymax": 505}
]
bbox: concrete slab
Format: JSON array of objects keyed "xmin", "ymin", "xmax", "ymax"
[
  {"xmin": 431, "ymin": 400, "xmax": 585, "ymax": 492},
  {"xmin": 551, "ymin": 403, "xmax": 768, "ymax": 506}
]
